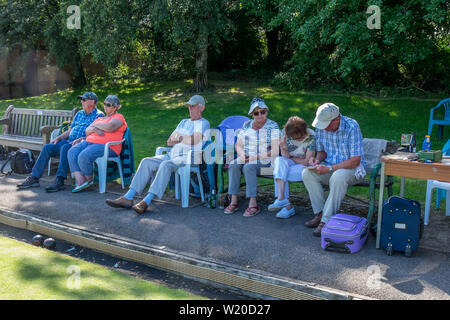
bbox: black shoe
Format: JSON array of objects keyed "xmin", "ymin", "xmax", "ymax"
[
  {"xmin": 17, "ymin": 176, "xmax": 40, "ymax": 189},
  {"xmin": 45, "ymin": 177, "xmax": 65, "ymax": 193}
]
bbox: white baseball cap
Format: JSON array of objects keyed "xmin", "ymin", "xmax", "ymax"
[{"xmin": 312, "ymin": 103, "xmax": 340, "ymax": 129}]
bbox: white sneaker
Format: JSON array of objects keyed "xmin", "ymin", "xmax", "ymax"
[
  {"xmin": 276, "ymin": 207, "xmax": 296, "ymax": 219},
  {"xmin": 268, "ymin": 199, "xmax": 290, "ymax": 211}
]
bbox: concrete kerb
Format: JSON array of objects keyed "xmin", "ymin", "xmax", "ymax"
[{"xmin": 0, "ymin": 206, "xmax": 373, "ymax": 300}]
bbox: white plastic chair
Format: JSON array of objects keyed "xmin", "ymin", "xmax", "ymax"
[
  {"xmin": 175, "ymin": 150, "xmax": 205, "ymax": 208},
  {"xmin": 154, "ymin": 147, "xmax": 205, "ymax": 208},
  {"xmin": 424, "ymin": 180, "xmax": 450, "ymax": 225},
  {"xmin": 95, "ymin": 139, "xmax": 125, "ymax": 194},
  {"xmin": 47, "ymin": 129, "xmax": 61, "ymax": 175}
]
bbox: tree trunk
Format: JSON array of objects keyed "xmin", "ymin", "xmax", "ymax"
[
  {"xmin": 72, "ymin": 50, "xmax": 87, "ymax": 88},
  {"xmin": 266, "ymin": 26, "xmax": 281, "ymax": 70},
  {"xmin": 192, "ymin": 31, "xmax": 209, "ymax": 93},
  {"xmin": 24, "ymin": 50, "xmax": 39, "ymax": 97}
]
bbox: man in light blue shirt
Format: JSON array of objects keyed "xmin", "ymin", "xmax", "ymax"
[
  {"xmin": 302, "ymin": 103, "xmax": 366, "ymax": 237},
  {"xmin": 106, "ymin": 95, "xmax": 210, "ymax": 214}
]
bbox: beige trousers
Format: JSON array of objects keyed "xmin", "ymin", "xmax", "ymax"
[{"xmin": 301, "ymin": 168, "xmax": 363, "ymax": 223}]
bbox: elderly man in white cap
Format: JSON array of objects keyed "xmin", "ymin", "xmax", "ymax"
[
  {"xmin": 302, "ymin": 103, "xmax": 366, "ymax": 237},
  {"xmin": 106, "ymin": 95, "xmax": 210, "ymax": 214}
]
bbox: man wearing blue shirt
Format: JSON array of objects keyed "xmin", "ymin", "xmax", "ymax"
[
  {"xmin": 17, "ymin": 92, "xmax": 104, "ymax": 192},
  {"xmin": 302, "ymin": 103, "xmax": 366, "ymax": 237}
]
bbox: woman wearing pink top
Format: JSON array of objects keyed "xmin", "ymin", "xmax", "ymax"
[{"xmin": 68, "ymin": 95, "xmax": 127, "ymax": 192}]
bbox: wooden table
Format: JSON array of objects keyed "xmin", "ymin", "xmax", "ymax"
[{"xmin": 376, "ymin": 157, "xmax": 450, "ymax": 248}]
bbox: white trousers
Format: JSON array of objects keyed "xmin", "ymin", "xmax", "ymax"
[{"xmin": 273, "ymin": 156, "xmax": 306, "ymax": 199}]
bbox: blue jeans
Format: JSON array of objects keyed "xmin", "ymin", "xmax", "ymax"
[
  {"xmin": 31, "ymin": 139, "xmax": 72, "ymax": 179},
  {"xmin": 68, "ymin": 140, "xmax": 117, "ymax": 176}
]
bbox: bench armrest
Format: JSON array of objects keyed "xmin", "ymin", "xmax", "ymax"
[
  {"xmin": 40, "ymin": 125, "xmax": 60, "ymax": 144},
  {"xmin": 0, "ymin": 118, "xmax": 10, "ymax": 126}
]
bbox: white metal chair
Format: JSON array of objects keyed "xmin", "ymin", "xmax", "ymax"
[
  {"xmin": 424, "ymin": 180, "xmax": 450, "ymax": 225},
  {"xmin": 155, "ymin": 147, "xmax": 205, "ymax": 208},
  {"xmin": 95, "ymin": 139, "xmax": 125, "ymax": 194}
]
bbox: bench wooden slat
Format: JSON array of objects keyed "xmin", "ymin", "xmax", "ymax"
[
  {"xmin": 25, "ymin": 114, "xmax": 31, "ymax": 136},
  {"xmin": 11, "ymin": 113, "xmax": 17, "ymax": 135},
  {"xmin": 11, "ymin": 109, "xmax": 73, "ymax": 117},
  {"xmin": 30, "ymin": 115, "xmax": 37, "ymax": 136},
  {"xmin": 0, "ymin": 105, "xmax": 78, "ymax": 151}
]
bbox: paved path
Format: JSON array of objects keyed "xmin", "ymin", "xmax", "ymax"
[{"xmin": 0, "ymin": 174, "xmax": 449, "ymax": 300}]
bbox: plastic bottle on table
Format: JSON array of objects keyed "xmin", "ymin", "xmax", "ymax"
[
  {"xmin": 410, "ymin": 132, "xmax": 416, "ymax": 152},
  {"xmin": 422, "ymin": 135, "xmax": 431, "ymax": 151}
]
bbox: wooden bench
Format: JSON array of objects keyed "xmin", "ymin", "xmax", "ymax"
[{"xmin": 0, "ymin": 105, "xmax": 77, "ymax": 151}]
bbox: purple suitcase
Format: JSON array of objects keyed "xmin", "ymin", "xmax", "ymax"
[{"xmin": 321, "ymin": 214, "xmax": 369, "ymax": 254}]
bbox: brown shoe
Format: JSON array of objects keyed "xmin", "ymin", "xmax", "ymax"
[
  {"xmin": 305, "ymin": 212, "xmax": 322, "ymax": 228},
  {"xmin": 313, "ymin": 222, "xmax": 325, "ymax": 237},
  {"xmin": 106, "ymin": 196, "xmax": 133, "ymax": 209},
  {"xmin": 132, "ymin": 200, "xmax": 148, "ymax": 215}
]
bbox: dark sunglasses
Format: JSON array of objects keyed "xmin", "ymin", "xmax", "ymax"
[
  {"xmin": 103, "ymin": 102, "xmax": 115, "ymax": 107},
  {"xmin": 253, "ymin": 109, "xmax": 267, "ymax": 116}
]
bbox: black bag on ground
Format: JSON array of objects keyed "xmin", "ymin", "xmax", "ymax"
[
  {"xmin": 0, "ymin": 146, "xmax": 7, "ymax": 160},
  {"xmin": 1, "ymin": 149, "xmax": 35, "ymax": 174}
]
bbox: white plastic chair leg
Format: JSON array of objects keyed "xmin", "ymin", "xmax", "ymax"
[
  {"xmin": 446, "ymin": 190, "xmax": 450, "ymax": 217},
  {"xmin": 180, "ymin": 166, "xmax": 191, "ymax": 208},
  {"xmin": 96, "ymin": 159, "xmax": 107, "ymax": 194},
  {"xmin": 175, "ymin": 172, "xmax": 181, "ymax": 200},
  {"xmin": 424, "ymin": 180, "xmax": 433, "ymax": 226},
  {"xmin": 195, "ymin": 169, "xmax": 205, "ymax": 203}
]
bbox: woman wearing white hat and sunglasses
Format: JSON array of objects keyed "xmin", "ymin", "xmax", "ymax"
[{"xmin": 224, "ymin": 97, "xmax": 280, "ymax": 217}]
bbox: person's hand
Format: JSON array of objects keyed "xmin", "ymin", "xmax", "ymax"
[
  {"xmin": 50, "ymin": 136, "xmax": 60, "ymax": 145},
  {"xmin": 171, "ymin": 133, "xmax": 183, "ymax": 144},
  {"xmin": 314, "ymin": 164, "xmax": 331, "ymax": 175},
  {"xmin": 71, "ymin": 138, "xmax": 82, "ymax": 146},
  {"xmin": 309, "ymin": 157, "xmax": 319, "ymax": 166},
  {"xmin": 94, "ymin": 127, "xmax": 105, "ymax": 136}
]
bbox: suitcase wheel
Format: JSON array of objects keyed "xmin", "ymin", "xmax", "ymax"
[
  {"xmin": 405, "ymin": 245, "xmax": 412, "ymax": 257},
  {"xmin": 386, "ymin": 243, "xmax": 393, "ymax": 256}
]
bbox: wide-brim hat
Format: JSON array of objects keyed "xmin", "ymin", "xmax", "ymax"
[{"xmin": 248, "ymin": 97, "xmax": 268, "ymax": 115}]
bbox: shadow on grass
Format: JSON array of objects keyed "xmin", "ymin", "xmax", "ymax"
[{"xmin": 12, "ymin": 253, "xmax": 195, "ymax": 300}]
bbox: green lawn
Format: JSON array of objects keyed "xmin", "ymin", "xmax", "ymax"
[
  {"xmin": 0, "ymin": 80, "xmax": 447, "ymax": 207},
  {"xmin": 0, "ymin": 235, "xmax": 206, "ymax": 300}
]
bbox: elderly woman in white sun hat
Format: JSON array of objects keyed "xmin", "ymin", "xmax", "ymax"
[{"xmin": 224, "ymin": 97, "xmax": 280, "ymax": 217}]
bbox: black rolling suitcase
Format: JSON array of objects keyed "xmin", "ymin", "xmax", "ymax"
[{"xmin": 380, "ymin": 196, "xmax": 423, "ymax": 257}]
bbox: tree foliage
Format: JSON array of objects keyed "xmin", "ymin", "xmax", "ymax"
[
  {"xmin": 0, "ymin": 0, "xmax": 448, "ymax": 93},
  {"xmin": 0, "ymin": 0, "xmax": 88, "ymax": 87},
  {"xmin": 272, "ymin": 0, "xmax": 450, "ymax": 91}
]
